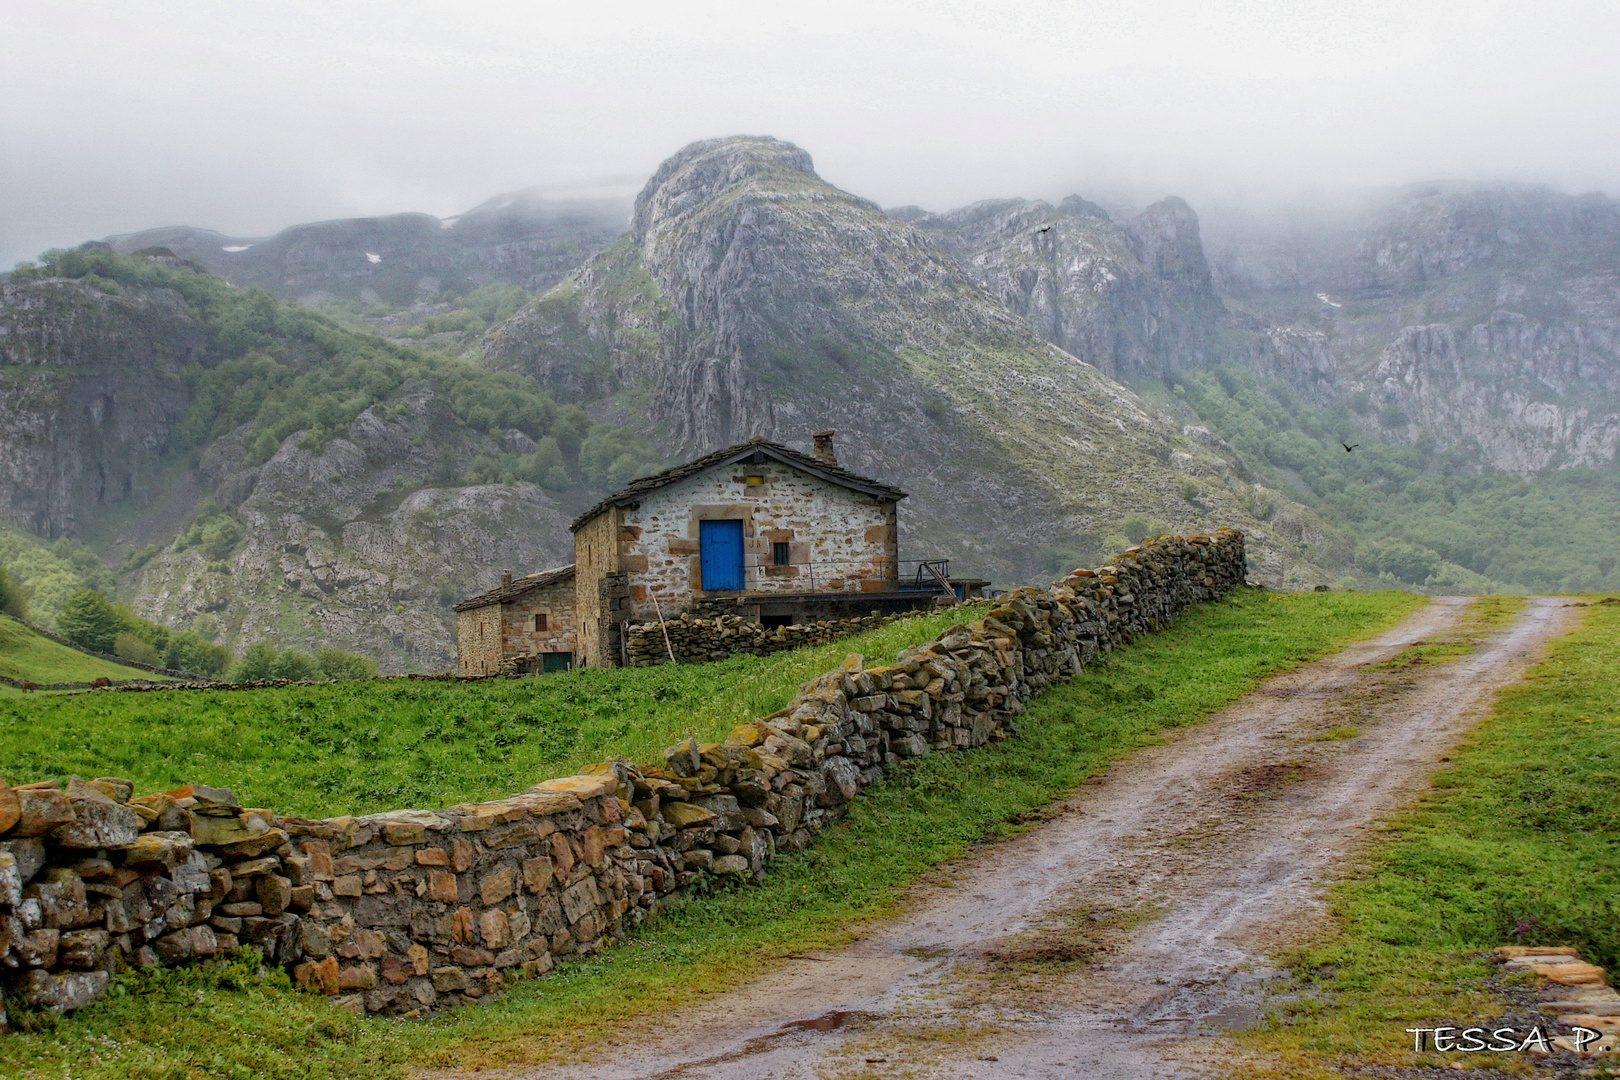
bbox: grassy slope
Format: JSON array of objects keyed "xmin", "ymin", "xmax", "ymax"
[
  {"xmin": 1233, "ymin": 596, "xmax": 1620, "ymax": 1078},
  {"xmin": 0, "ymin": 606, "xmax": 988, "ymax": 815},
  {"xmin": 1160, "ymin": 364, "xmax": 1620, "ymax": 594},
  {"xmin": 0, "ymin": 617, "xmax": 167, "ymax": 687},
  {"xmin": 0, "ymin": 587, "xmax": 1423, "ymax": 1080}
]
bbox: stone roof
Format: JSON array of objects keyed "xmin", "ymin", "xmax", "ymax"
[
  {"xmin": 453, "ymin": 564, "xmax": 576, "ymax": 612},
  {"xmin": 569, "ymin": 436, "xmax": 909, "ymax": 532}
]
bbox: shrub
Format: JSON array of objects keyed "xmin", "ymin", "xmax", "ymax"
[
  {"xmin": 578, "ymin": 424, "xmax": 662, "ymax": 487},
  {"xmin": 0, "ymin": 567, "xmax": 24, "ymax": 620},
  {"xmin": 230, "ymin": 642, "xmax": 281, "ymax": 682},
  {"xmin": 269, "ymin": 650, "xmax": 322, "ymax": 682},
  {"xmin": 174, "ymin": 500, "xmax": 245, "ymax": 561},
  {"xmin": 164, "ymin": 631, "xmax": 232, "ymax": 676},
  {"xmin": 122, "ymin": 543, "xmax": 161, "ymax": 572},
  {"xmin": 113, "ymin": 632, "xmax": 160, "ymax": 667},
  {"xmin": 57, "ymin": 590, "xmax": 120, "ymax": 654},
  {"xmin": 228, "ymin": 641, "xmax": 373, "ymax": 682},
  {"xmin": 317, "ymin": 647, "xmax": 377, "ymax": 682}
]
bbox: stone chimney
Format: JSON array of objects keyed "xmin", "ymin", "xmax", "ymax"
[
  {"xmin": 813, "ymin": 430, "xmax": 837, "ymax": 465},
  {"xmin": 501, "ymin": 569, "xmax": 512, "ymax": 588}
]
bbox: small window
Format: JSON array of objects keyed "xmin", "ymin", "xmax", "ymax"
[
  {"xmin": 746, "ymin": 474, "xmax": 765, "ymax": 485},
  {"xmin": 534, "ymin": 613, "xmax": 548, "ymax": 632},
  {"xmin": 773, "ymin": 542, "xmax": 791, "ymax": 566}
]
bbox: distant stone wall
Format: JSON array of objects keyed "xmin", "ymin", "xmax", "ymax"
[
  {"xmin": 621, "ymin": 611, "xmax": 905, "ymax": 666},
  {"xmin": 0, "ymin": 530, "xmax": 1243, "ymax": 1025}
]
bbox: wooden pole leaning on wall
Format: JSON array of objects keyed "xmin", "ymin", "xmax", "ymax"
[{"xmin": 649, "ymin": 593, "xmax": 678, "ymax": 665}]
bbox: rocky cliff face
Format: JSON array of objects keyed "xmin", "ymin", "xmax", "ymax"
[
  {"xmin": 901, "ymin": 194, "xmax": 1226, "ymax": 381},
  {"xmin": 107, "ymin": 190, "xmax": 630, "ymax": 307},
  {"xmin": 0, "ymin": 277, "xmax": 207, "ymax": 537},
  {"xmin": 1207, "ymin": 184, "xmax": 1620, "ymax": 474},
  {"xmin": 130, "ymin": 384, "xmax": 575, "ymax": 671},
  {"xmin": 0, "ymin": 258, "xmax": 587, "ymax": 672},
  {"xmin": 485, "ymin": 136, "xmax": 1333, "ymax": 587}
]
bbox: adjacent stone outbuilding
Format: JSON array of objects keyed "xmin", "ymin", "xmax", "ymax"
[
  {"xmin": 453, "ymin": 565, "xmax": 576, "ymax": 675},
  {"xmin": 571, "ymin": 434, "xmax": 913, "ymax": 668}
]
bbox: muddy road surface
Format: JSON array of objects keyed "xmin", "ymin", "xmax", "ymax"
[{"xmin": 445, "ymin": 596, "xmax": 1573, "ymax": 1080}]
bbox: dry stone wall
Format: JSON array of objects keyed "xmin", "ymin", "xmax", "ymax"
[
  {"xmin": 0, "ymin": 530, "xmax": 1243, "ymax": 1026},
  {"xmin": 622, "ymin": 610, "xmax": 904, "ymax": 666}
]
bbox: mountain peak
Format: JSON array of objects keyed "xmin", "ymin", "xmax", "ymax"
[{"xmin": 632, "ymin": 135, "xmax": 818, "ymax": 241}]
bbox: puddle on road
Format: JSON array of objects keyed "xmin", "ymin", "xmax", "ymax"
[
  {"xmin": 649, "ymin": 1009, "xmax": 884, "ymax": 1079},
  {"xmin": 781, "ymin": 1010, "xmax": 878, "ymax": 1033}
]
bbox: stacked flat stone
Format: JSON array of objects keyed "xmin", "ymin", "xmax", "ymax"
[
  {"xmin": 1495, "ymin": 946, "xmax": 1620, "ymax": 1057},
  {"xmin": 622, "ymin": 611, "xmax": 901, "ymax": 666},
  {"xmin": 0, "ymin": 777, "xmax": 290, "ymax": 1023},
  {"xmin": 0, "ymin": 530, "xmax": 1244, "ymax": 1026}
]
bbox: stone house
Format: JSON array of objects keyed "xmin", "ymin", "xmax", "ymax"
[
  {"xmin": 452, "ymin": 564, "xmax": 576, "ymax": 675},
  {"xmin": 453, "ymin": 431, "xmax": 982, "ymax": 674},
  {"xmin": 570, "ymin": 432, "xmax": 941, "ymax": 668}
]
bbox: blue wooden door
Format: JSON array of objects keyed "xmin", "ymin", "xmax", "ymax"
[{"xmin": 699, "ymin": 519, "xmax": 745, "ymax": 590}]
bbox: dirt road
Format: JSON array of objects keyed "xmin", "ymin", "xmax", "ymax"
[{"xmin": 468, "ymin": 596, "xmax": 1574, "ymax": 1080}]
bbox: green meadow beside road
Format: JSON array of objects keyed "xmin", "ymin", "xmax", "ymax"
[
  {"xmin": 0, "ymin": 588, "xmax": 1424, "ymax": 1079},
  {"xmin": 1235, "ymin": 596, "xmax": 1620, "ymax": 1078},
  {"xmin": 0, "ymin": 606, "xmax": 990, "ymax": 817}
]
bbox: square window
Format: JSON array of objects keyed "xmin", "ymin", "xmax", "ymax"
[
  {"xmin": 773, "ymin": 542, "xmax": 791, "ymax": 566},
  {"xmin": 534, "ymin": 613, "xmax": 548, "ymax": 632},
  {"xmin": 746, "ymin": 474, "xmax": 765, "ymax": 485}
]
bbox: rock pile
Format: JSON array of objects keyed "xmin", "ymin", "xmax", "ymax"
[
  {"xmin": 0, "ymin": 530, "xmax": 1244, "ymax": 1025},
  {"xmin": 1496, "ymin": 946, "xmax": 1620, "ymax": 1056},
  {"xmin": 622, "ymin": 611, "xmax": 902, "ymax": 666}
]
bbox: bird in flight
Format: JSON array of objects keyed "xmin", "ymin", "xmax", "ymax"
[
  {"xmin": 1037, "ymin": 225, "xmax": 1052, "ymax": 233},
  {"xmin": 1341, "ymin": 442, "xmax": 1359, "ymax": 452}
]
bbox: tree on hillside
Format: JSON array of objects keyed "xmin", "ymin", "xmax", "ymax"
[
  {"xmin": 317, "ymin": 647, "xmax": 377, "ymax": 681},
  {"xmin": 113, "ymin": 632, "xmax": 161, "ymax": 667},
  {"xmin": 230, "ymin": 642, "xmax": 281, "ymax": 682},
  {"xmin": 113, "ymin": 602, "xmax": 169, "ymax": 657},
  {"xmin": 164, "ymin": 631, "xmax": 232, "ymax": 676},
  {"xmin": 0, "ymin": 567, "xmax": 25, "ymax": 620},
  {"xmin": 270, "ymin": 649, "xmax": 321, "ymax": 682},
  {"xmin": 57, "ymin": 589, "xmax": 120, "ymax": 654}
]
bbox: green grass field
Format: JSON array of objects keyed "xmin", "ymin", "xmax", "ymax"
[
  {"xmin": 1234, "ymin": 596, "xmax": 1620, "ymax": 1078},
  {"xmin": 0, "ymin": 587, "xmax": 1425, "ymax": 1080},
  {"xmin": 0, "ymin": 606, "xmax": 990, "ymax": 815},
  {"xmin": 0, "ymin": 617, "xmax": 169, "ymax": 689}
]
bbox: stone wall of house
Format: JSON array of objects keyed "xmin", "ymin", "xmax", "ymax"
[
  {"xmin": 496, "ymin": 579, "xmax": 576, "ymax": 661},
  {"xmin": 572, "ymin": 510, "xmax": 621, "ymax": 669},
  {"xmin": 611, "ymin": 460, "xmax": 898, "ymax": 622},
  {"xmin": 0, "ymin": 530, "xmax": 1243, "ymax": 1026},
  {"xmin": 621, "ymin": 611, "xmax": 905, "ymax": 666},
  {"xmin": 455, "ymin": 580, "xmax": 578, "ymax": 676},
  {"xmin": 454, "ymin": 604, "xmax": 505, "ymax": 676}
]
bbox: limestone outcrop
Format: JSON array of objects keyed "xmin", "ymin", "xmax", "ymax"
[
  {"xmin": 484, "ymin": 137, "xmax": 1323, "ymax": 587},
  {"xmin": 1207, "ymin": 183, "xmax": 1620, "ymax": 475},
  {"xmin": 905, "ymin": 194, "xmax": 1225, "ymax": 381},
  {"xmin": 0, "ymin": 277, "xmax": 206, "ymax": 538}
]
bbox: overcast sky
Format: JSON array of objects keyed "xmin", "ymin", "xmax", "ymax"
[{"xmin": 4, "ymin": 0, "xmax": 1619, "ymax": 266}]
